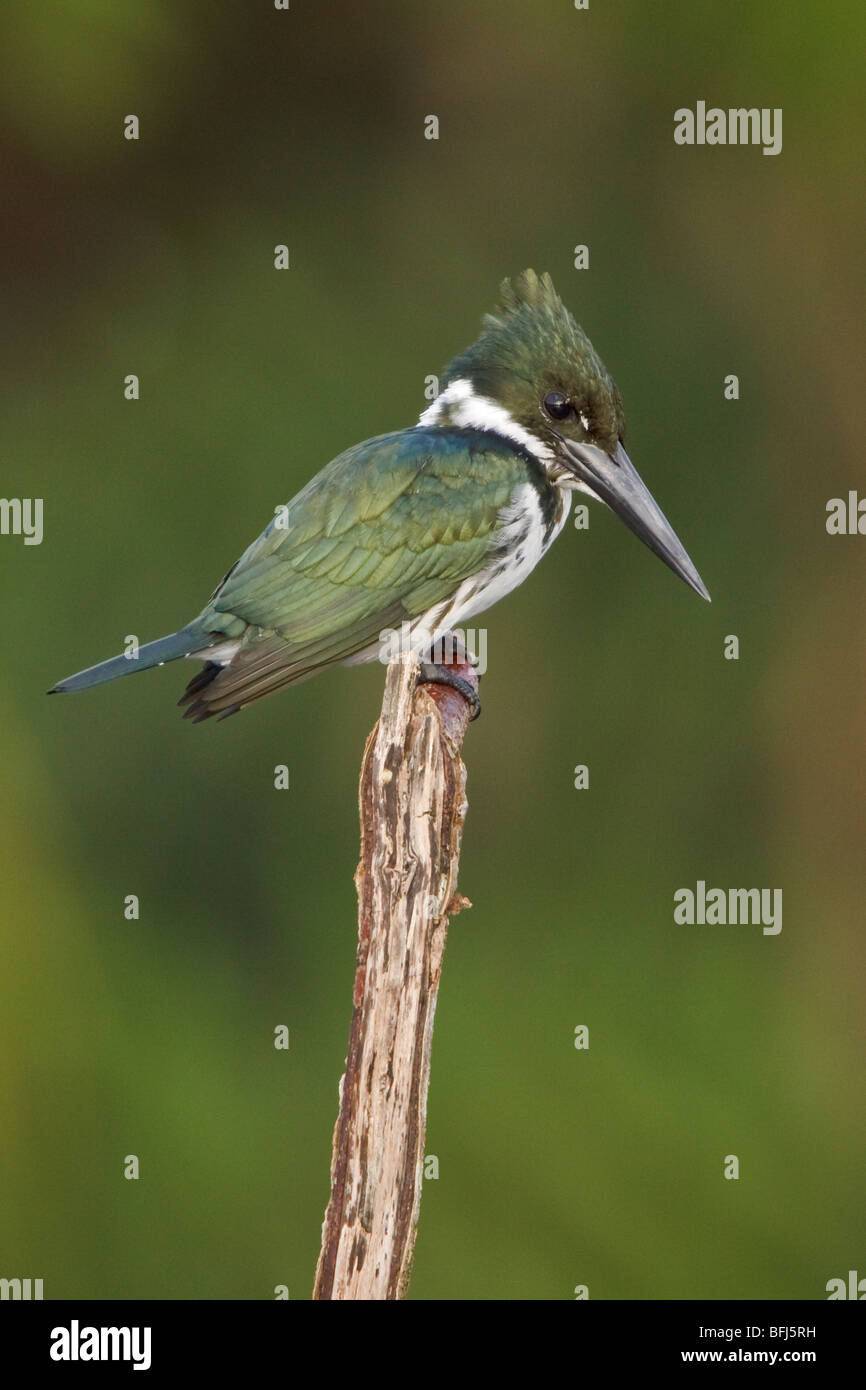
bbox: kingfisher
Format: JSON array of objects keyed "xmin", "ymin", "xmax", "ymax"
[{"xmin": 50, "ymin": 270, "xmax": 709, "ymax": 722}]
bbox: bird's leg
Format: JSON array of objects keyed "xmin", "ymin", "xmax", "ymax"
[{"xmin": 417, "ymin": 630, "xmax": 482, "ymax": 721}]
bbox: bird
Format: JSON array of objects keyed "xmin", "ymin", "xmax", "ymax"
[{"xmin": 49, "ymin": 269, "xmax": 709, "ymax": 723}]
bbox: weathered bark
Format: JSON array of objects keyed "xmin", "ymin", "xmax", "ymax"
[{"xmin": 313, "ymin": 652, "xmax": 477, "ymax": 1300}]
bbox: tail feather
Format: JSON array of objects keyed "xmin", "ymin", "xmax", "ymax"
[
  {"xmin": 177, "ymin": 660, "xmax": 223, "ymax": 703},
  {"xmin": 48, "ymin": 623, "xmax": 210, "ymax": 694}
]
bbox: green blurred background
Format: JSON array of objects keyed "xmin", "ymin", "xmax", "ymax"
[{"xmin": 1, "ymin": 0, "xmax": 863, "ymax": 1300}]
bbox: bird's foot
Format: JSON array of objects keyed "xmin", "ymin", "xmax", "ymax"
[{"xmin": 417, "ymin": 648, "xmax": 482, "ymax": 722}]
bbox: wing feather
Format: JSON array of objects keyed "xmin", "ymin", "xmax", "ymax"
[{"xmin": 183, "ymin": 427, "xmax": 528, "ymax": 718}]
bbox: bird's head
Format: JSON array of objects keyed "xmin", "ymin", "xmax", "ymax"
[{"xmin": 426, "ymin": 269, "xmax": 710, "ymax": 601}]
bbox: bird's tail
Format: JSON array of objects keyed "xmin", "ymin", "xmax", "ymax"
[{"xmin": 48, "ymin": 622, "xmax": 211, "ymax": 694}]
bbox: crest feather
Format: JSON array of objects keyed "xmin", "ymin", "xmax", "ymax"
[
  {"xmin": 442, "ymin": 268, "xmax": 585, "ymax": 387},
  {"xmin": 478, "ymin": 268, "xmax": 579, "ymax": 351},
  {"xmin": 493, "ymin": 269, "xmax": 561, "ymax": 319}
]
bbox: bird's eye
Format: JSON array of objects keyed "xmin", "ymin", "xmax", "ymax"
[{"xmin": 543, "ymin": 391, "xmax": 572, "ymax": 421}]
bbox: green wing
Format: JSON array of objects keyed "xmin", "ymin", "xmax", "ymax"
[{"xmin": 182, "ymin": 427, "xmax": 527, "ymax": 718}]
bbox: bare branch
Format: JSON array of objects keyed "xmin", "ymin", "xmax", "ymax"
[{"xmin": 313, "ymin": 652, "xmax": 477, "ymax": 1300}]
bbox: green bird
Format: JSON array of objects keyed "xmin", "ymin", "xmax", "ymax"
[{"xmin": 50, "ymin": 270, "xmax": 709, "ymax": 722}]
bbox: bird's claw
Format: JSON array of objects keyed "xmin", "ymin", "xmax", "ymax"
[{"xmin": 417, "ymin": 662, "xmax": 482, "ymax": 721}]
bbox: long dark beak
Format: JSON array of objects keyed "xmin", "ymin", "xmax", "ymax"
[{"xmin": 559, "ymin": 438, "xmax": 711, "ymax": 601}]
